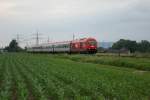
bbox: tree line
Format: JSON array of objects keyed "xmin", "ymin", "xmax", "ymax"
[{"xmin": 112, "ymin": 39, "xmax": 150, "ymax": 53}]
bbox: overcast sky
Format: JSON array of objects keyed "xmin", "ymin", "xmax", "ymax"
[{"xmin": 0, "ymin": 0, "xmax": 150, "ymax": 47}]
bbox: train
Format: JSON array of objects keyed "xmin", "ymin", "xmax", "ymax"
[{"xmin": 27, "ymin": 37, "xmax": 97, "ymax": 54}]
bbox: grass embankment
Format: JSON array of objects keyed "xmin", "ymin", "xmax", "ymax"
[
  {"xmin": 0, "ymin": 53, "xmax": 150, "ymax": 100},
  {"xmin": 57, "ymin": 54, "xmax": 150, "ymax": 71},
  {"xmin": 96, "ymin": 53, "xmax": 150, "ymax": 58}
]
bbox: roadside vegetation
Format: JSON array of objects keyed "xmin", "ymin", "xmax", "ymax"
[{"xmin": 0, "ymin": 53, "xmax": 150, "ymax": 100}]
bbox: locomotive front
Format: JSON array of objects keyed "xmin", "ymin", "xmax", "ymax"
[{"xmin": 86, "ymin": 38, "xmax": 97, "ymax": 54}]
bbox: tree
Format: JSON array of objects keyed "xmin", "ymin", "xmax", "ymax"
[
  {"xmin": 5, "ymin": 39, "xmax": 23, "ymax": 52},
  {"xmin": 137, "ymin": 40, "xmax": 150, "ymax": 53},
  {"xmin": 112, "ymin": 39, "xmax": 137, "ymax": 53}
]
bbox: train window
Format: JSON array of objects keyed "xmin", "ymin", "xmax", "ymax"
[
  {"xmin": 47, "ymin": 46, "xmax": 52, "ymax": 48},
  {"xmin": 64, "ymin": 44, "xmax": 69, "ymax": 48},
  {"xmin": 88, "ymin": 41, "xmax": 97, "ymax": 46},
  {"xmin": 63, "ymin": 44, "xmax": 66, "ymax": 48}
]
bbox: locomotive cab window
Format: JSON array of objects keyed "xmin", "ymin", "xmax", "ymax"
[{"xmin": 88, "ymin": 41, "xmax": 97, "ymax": 46}]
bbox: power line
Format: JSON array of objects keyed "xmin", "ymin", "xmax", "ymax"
[
  {"xmin": 16, "ymin": 34, "xmax": 19, "ymax": 43},
  {"xmin": 32, "ymin": 30, "xmax": 43, "ymax": 46},
  {"xmin": 16, "ymin": 34, "xmax": 21, "ymax": 46},
  {"xmin": 14, "ymin": 32, "xmax": 53, "ymax": 47},
  {"xmin": 36, "ymin": 31, "xmax": 39, "ymax": 45},
  {"xmin": 47, "ymin": 36, "xmax": 50, "ymax": 43}
]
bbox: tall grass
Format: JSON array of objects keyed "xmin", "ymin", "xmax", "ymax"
[{"xmin": 57, "ymin": 54, "xmax": 150, "ymax": 71}]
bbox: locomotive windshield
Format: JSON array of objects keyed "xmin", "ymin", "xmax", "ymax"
[{"xmin": 88, "ymin": 41, "xmax": 97, "ymax": 46}]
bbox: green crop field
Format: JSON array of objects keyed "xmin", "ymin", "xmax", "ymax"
[{"xmin": 0, "ymin": 53, "xmax": 150, "ymax": 100}]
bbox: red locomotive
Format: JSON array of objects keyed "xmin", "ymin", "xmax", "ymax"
[
  {"xmin": 71, "ymin": 38, "xmax": 97, "ymax": 53},
  {"xmin": 27, "ymin": 37, "xmax": 97, "ymax": 54}
]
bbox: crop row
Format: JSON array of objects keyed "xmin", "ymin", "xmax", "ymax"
[{"xmin": 17, "ymin": 53, "xmax": 150, "ymax": 99}]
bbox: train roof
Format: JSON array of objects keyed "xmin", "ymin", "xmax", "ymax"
[
  {"xmin": 71, "ymin": 37, "xmax": 97, "ymax": 43},
  {"xmin": 27, "ymin": 37, "xmax": 97, "ymax": 48},
  {"xmin": 28, "ymin": 41, "xmax": 71, "ymax": 48}
]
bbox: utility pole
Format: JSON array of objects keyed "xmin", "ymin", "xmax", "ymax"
[
  {"xmin": 16, "ymin": 34, "xmax": 20, "ymax": 46},
  {"xmin": 47, "ymin": 36, "xmax": 50, "ymax": 43},
  {"xmin": 36, "ymin": 31, "xmax": 39, "ymax": 45},
  {"xmin": 73, "ymin": 34, "xmax": 75, "ymax": 40}
]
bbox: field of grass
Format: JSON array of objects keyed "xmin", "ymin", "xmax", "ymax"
[{"xmin": 0, "ymin": 53, "xmax": 150, "ymax": 100}]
